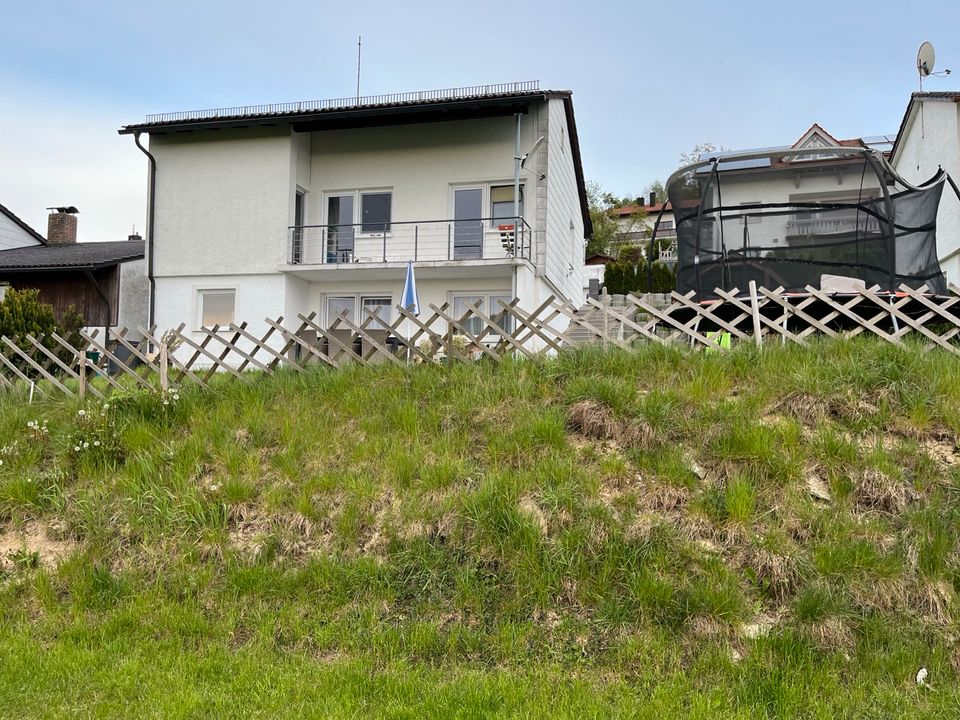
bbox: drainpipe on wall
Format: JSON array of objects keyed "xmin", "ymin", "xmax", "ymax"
[{"xmin": 132, "ymin": 132, "xmax": 157, "ymax": 329}]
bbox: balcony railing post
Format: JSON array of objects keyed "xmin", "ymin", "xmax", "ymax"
[
  {"xmin": 448, "ymin": 224, "xmax": 452, "ymax": 261},
  {"xmin": 414, "ymin": 225, "xmax": 418, "ymax": 261},
  {"xmin": 382, "ymin": 231, "xmax": 387, "ymax": 263}
]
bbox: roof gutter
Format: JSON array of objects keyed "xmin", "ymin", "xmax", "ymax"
[{"xmin": 132, "ymin": 132, "xmax": 157, "ymax": 328}]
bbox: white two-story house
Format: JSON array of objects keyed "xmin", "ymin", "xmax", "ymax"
[{"xmin": 119, "ymin": 82, "xmax": 592, "ymax": 347}]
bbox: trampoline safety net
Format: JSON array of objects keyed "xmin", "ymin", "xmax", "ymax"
[{"xmin": 666, "ymin": 148, "xmax": 948, "ymax": 297}]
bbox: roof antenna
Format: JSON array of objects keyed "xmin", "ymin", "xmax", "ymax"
[{"xmin": 356, "ymin": 35, "xmax": 362, "ymax": 101}]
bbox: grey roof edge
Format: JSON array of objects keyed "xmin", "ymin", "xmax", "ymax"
[
  {"xmin": 891, "ymin": 92, "xmax": 960, "ymax": 163},
  {"xmin": 0, "ymin": 202, "xmax": 46, "ymax": 245},
  {"xmin": 0, "ymin": 240, "xmax": 145, "ymax": 271},
  {"xmin": 119, "ymin": 85, "xmax": 571, "ymax": 135}
]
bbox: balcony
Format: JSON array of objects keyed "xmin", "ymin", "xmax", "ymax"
[
  {"xmin": 785, "ymin": 216, "xmax": 881, "ymax": 237},
  {"xmin": 288, "ymin": 217, "xmax": 533, "ymax": 266}
]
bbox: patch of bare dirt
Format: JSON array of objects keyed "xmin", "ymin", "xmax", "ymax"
[
  {"xmin": 0, "ymin": 521, "xmax": 75, "ymax": 569},
  {"xmin": 804, "ymin": 617, "xmax": 855, "ymax": 652},
  {"xmin": 518, "ymin": 495, "xmax": 549, "ymax": 535},
  {"xmin": 852, "ymin": 468, "xmax": 919, "ymax": 515},
  {"xmin": 566, "ymin": 400, "xmax": 660, "ymax": 449},
  {"xmin": 774, "ymin": 391, "xmax": 879, "ymax": 427}
]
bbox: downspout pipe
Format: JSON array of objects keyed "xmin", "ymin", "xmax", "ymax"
[{"xmin": 132, "ymin": 131, "xmax": 157, "ymax": 328}]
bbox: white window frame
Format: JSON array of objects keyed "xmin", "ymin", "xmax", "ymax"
[
  {"xmin": 322, "ymin": 293, "xmax": 396, "ymax": 328},
  {"xmin": 450, "ymin": 291, "xmax": 513, "ymax": 338},
  {"xmin": 196, "ymin": 288, "xmax": 236, "ymax": 331},
  {"xmin": 321, "ymin": 188, "xmax": 394, "ymax": 238},
  {"xmin": 449, "ymin": 181, "xmax": 526, "ymax": 228}
]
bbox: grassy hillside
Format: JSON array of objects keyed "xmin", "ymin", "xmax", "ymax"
[{"xmin": 0, "ymin": 339, "xmax": 959, "ymax": 717}]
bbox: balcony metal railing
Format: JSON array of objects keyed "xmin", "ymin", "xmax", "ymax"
[
  {"xmin": 288, "ymin": 217, "xmax": 533, "ymax": 266},
  {"xmin": 786, "ymin": 216, "xmax": 881, "ymax": 236}
]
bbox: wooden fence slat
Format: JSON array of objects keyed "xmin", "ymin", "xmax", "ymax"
[
  {"xmin": 428, "ymin": 304, "xmax": 500, "ymax": 361},
  {"xmin": 80, "ymin": 330, "xmax": 152, "ymax": 388},
  {"xmin": 137, "ymin": 326, "xmax": 208, "ymax": 388},
  {"xmin": 168, "ymin": 328, "xmax": 246, "ymax": 379},
  {"xmin": 0, "ymin": 337, "xmax": 73, "ymax": 396},
  {"xmin": 264, "ymin": 316, "xmax": 339, "ymax": 369},
  {"xmin": 226, "ymin": 322, "xmax": 304, "ymax": 372},
  {"xmin": 0, "ymin": 341, "xmax": 44, "ymax": 392}
]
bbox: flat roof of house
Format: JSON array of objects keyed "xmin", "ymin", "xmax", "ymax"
[
  {"xmin": 0, "ymin": 240, "xmax": 144, "ymax": 272},
  {"xmin": 119, "ymin": 81, "xmax": 553, "ymax": 135}
]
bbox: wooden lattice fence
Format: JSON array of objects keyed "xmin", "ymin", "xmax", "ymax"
[{"xmin": 2, "ymin": 283, "xmax": 959, "ymax": 400}]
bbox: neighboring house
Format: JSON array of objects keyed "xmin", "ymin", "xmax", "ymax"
[
  {"xmin": 890, "ymin": 92, "xmax": 960, "ymax": 286},
  {"xmin": 118, "ymin": 81, "xmax": 592, "ymax": 350},
  {"xmin": 0, "ymin": 202, "xmax": 46, "ymax": 251},
  {"xmin": 0, "ymin": 207, "xmax": 148, "ymax": 337},
  {"xmin": 693, "ymin": 125, "xmax": 894, "ymax": 254},
  {"xmin": 610, "ymin": 193, "xmax": 677, "ymax": 262}
]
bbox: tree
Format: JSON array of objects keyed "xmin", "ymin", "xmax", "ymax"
[
  {"xmin": 646, "ymin": 180, "xmax": 667, "ymax": 204},
  {"xmin": 679, "ymin": 142, "xmax": 725, "ymax": 167},
  {"xmin": 585, "ymin": 182, "xmax": 645, "ymax": 258},
  {"xmin": 0, "ymin": 288, "xmax": 57, "ymax": 340},
  {"xmin": 0, "ymin": 288, "xmax": 85, "ymax": 375}
]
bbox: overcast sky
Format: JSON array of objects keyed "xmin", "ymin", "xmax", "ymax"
[{"xmin": 1, "ymin": 0, "xmax": 958, "ymax": 243}]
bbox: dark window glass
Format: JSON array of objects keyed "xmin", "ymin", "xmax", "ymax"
[{"xmin": 361, "ymin": 193, "xmax": 391, "ymax": 233}]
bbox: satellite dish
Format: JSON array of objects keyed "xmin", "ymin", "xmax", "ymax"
[{"xmin": 918, "ymin": 41, "xmax": 936, "ymax": 78}]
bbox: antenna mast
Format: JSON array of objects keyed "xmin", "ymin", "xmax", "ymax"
[{"xmin": 356, "ymin": 36, "xmax": 362, "ymax": 100}]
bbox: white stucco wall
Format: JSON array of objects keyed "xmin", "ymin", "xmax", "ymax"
[
  {"xmin": 0, "ymin": 210, "xmax": 42, "ymax": 250},
  {"xmin": 892, "ymin": 99, "xmax": 960, "ymax": 286},
  {"xmin": 117, "ymin": 258, "xmax": 148, "ymax": 333},
  {"xmin": 545, "ymin": 98, "xmax": 586, "ymax": 304},
  {"xmin": 150, "ymin": 129, "xmax": 293, "ymax": 278}
]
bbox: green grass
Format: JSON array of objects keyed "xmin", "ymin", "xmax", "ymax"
[{"xmin": 0, "ymin": 337, "xmax": 959, "ymax": 717}]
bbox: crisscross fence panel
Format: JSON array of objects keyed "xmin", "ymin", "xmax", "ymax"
[{"xmin": 2, "ymin": 284, "xmax": 959, "ymax": 400}]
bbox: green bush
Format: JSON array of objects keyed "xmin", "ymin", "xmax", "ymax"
[
  {"xmin": 0, "ymin": 288, "xmax": 85, "ymax": 374},
  {"xmin": 602, "ymin": 252, "xmax": 676, "ymax": 295}
]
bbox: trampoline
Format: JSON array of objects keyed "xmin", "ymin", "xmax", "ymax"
[{"xmin": 649, "ymin": 146, "xmax": 956, "ymax": 300}]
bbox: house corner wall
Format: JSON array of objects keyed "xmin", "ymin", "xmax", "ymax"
[{"xmin": 544, "ymin": 98, "xmax": 586, "ymax": 306}]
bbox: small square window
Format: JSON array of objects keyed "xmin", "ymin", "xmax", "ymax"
[
  {"xmin": 491, "ymin": 185, "xmax": 523, "ymax": 224},
  {"xmin": 200, "ymin": 290, "xmax": 235, "ymax": 328},
  {"xmin": 361, "ymin": 192, "xmax": 391, "ymax": 233},
  {"xmin": 361, "ymin": 296, "xmax": 393, "ymax": 329}
]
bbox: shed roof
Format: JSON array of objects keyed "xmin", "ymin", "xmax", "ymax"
[{"xmin": 0, "ymin": 240, "xmax": 144, "ymax": 272}]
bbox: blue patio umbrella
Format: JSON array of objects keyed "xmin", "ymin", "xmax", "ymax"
[{"xmin": 401, "ymin": 260, "xmax": 420, "ymax": 314}]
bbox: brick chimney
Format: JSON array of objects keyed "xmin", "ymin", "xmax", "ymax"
[{"xmin": 46, "ymin": 207, "xmax": 78, "ymax": 245}]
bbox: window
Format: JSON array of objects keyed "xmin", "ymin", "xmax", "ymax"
[
  {"xmin": 491, "ymin": 185, "xmax": 523, "ymax": 225},
  {"xmin": 326, "ymin": 195, "xmax": 355, "ymax": 263},
  {"xmin": 326, "ymin": 296, "xmax": 356, "ymax": 327},
  {"xmin": 361, "ymin": 192, "xmax": 391, "ymax": 233},
  {"xmin": 452, "ymin": 293, "xmax": 513, "ymax": 337},
  {"xmin": 361, "ymin": 296, "xmax": 393, "ymax": 329},
  {"xmin": 200, "ymin": 290, "xmax": 235, "ymax": 328},
  {"xmin": 453, "ymin": 295, "xmax": 484, "ymax": 336}
]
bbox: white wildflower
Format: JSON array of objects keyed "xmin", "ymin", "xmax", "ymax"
[
  {"xmin": 77, "ymin": 410, "xmax": 86, "ymax": 417},
  {"xmin": 83, "ymin": 442, "xmax": 89, "ymax": 449},
  {"xmin": 93, "ymin": 440, "xmax": 101, "ymax": 447},
  {"xmin": 917, "ymin": 667, "xmax": 928, "ymax": 686},
  {"xmin": 73, "ymin": 446, "xmax": 80, "ymax": 452}
]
